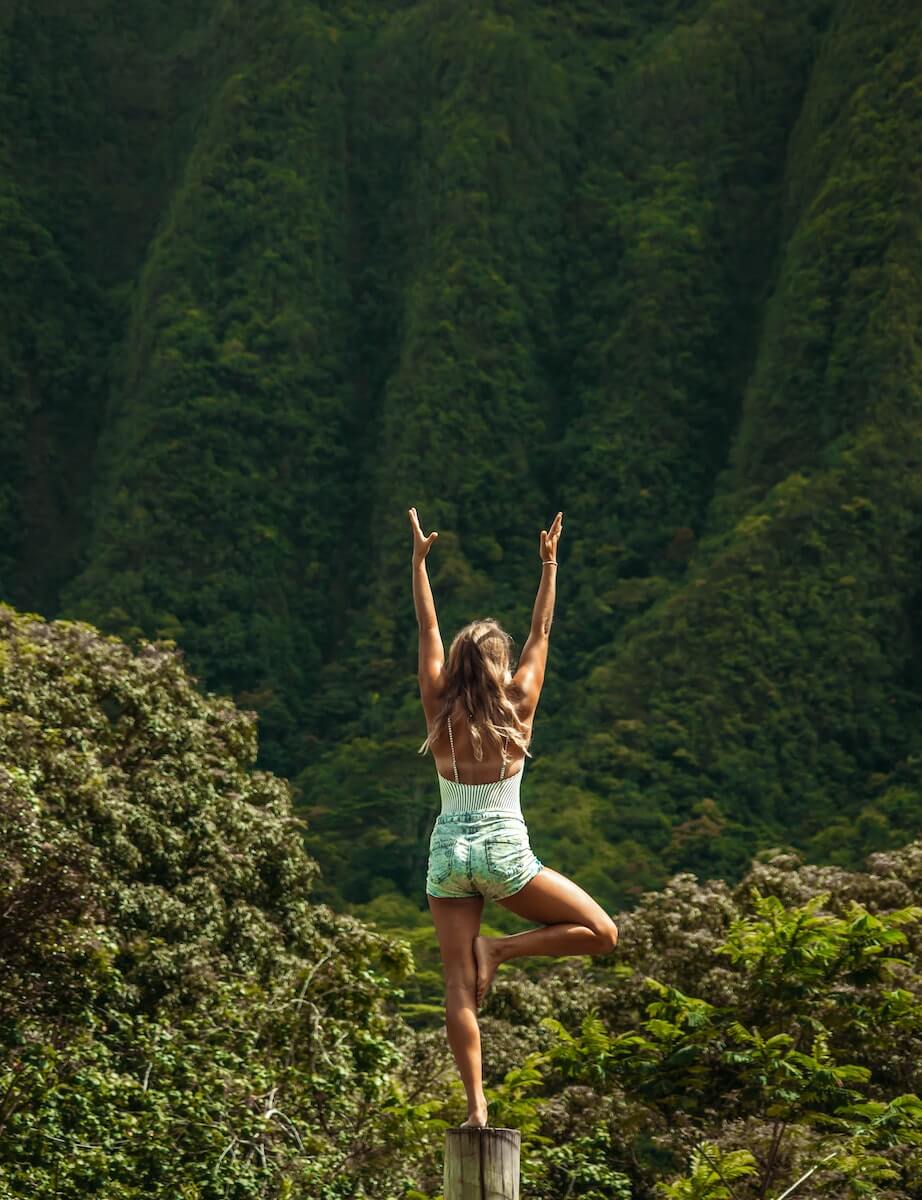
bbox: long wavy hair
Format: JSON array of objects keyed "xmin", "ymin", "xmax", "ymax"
[{"xmin": 417, "ymin": 618, "xmax": 533, "ymax": 767}]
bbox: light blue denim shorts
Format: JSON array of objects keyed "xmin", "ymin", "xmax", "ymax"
[{"xmin": 426, "ymin": 810, "xmax": 543, "ymax": 901}]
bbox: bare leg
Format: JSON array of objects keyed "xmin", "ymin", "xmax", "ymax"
[
  {"xmin": 427, "ymin": 893, "xmax": 489, "ymax": 1126},
  {"xmin": 473, "ymin": 867, "xmax": 618, "ymax": 1006},
  {"xmin": 444, "ymin": 979, "xmax": 486, "ymax": 1127},
  {"xmin": 494, "ymin": 920, "xmax": 611, "ymax": 958}
]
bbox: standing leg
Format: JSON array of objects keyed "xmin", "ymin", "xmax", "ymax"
[
  {"xmin": 473, "ymin": 867, "xmax": 618, "ymax": 1006},
  {"xmin": 427, "ymin": 892, "xmax": 489, "ymax": 1125}
]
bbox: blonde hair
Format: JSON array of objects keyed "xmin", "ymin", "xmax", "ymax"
[{"xmin": 417, "ymin": 618, "xmax": 533, "ymax": 767}]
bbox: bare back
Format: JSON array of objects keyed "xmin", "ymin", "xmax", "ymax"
[{"xmin": 431, "ymin": 670, "xmax": 542, "ymax": 785}]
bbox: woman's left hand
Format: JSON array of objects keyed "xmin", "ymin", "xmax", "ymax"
[{"xmin": 408, "ymin": 507, "xmax": 438, "ymax": 561}]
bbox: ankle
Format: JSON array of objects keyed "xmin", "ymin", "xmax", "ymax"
[
  {"xmin": 490, "ymin": 935, "xmax": 514, "ymax": 965},
  {"xmin": 478, "ymin": 933, "xmax": 502, "ymax": 959}
]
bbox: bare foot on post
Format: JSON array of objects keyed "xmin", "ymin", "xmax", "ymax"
[{"xmin": 460, "ymin": 1092, "xmax": 489, "ymax": 1127}]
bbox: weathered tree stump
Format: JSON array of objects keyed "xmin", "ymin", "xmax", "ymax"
[{"xmin": 444, "ymin": 1127, "xmax": 521, "ymax": 1199}]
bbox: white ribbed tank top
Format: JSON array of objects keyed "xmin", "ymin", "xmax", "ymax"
[{"xmin": 437, "ymin": 713, "xmax": 525, "ymax": 815}]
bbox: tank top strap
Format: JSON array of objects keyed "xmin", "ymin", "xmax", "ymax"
[
  {"xmin": 446, "ymin": 712, "xmax": 459, "ymax": 783},
  {"xmin": 499, "ymin": 734, "xmax": 509, "ymax": 781}
]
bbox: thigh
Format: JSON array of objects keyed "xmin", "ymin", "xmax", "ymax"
[
  {"xmin": 496, "ymin": 865, "xmax": 612, "ymax": 933},
  {"xmin": 427, "ymin": 894, "xmax": 484, "ymax": 988}
]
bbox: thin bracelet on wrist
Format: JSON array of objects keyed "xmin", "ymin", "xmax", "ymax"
[{"xmin": 542, "ymin": 559, "xmax": 558, "ymax": 565}]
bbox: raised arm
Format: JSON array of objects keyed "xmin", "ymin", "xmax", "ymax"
[
  {"xmin": 408, "ymin": 507, "xmax": 444, "ymax": 699},
  {"xmin": 513, "ymin": 512, "xmax": 562, "ymax": 705}
]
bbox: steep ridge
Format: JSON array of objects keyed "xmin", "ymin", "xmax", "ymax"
[
  {"xmin": 523, "ymin": 0, "xmax": 922, "ymax": 906},
  {"xmin": 61, "ymin": 2, "xmax": 358, "ymax": 777},
  {"xmin": 554, "ymin": 0, "xmax": 833, "ymax": 687},
  {"xmin": 1, "ymin": 0, "xmax": 919, "ymax": 910},
  {"xmin": 295, "ymin": 2, "xmax": 580, "ymax": 900},
  {"xmin": 0, "ymin": 0, "xmax": 218, "ymax": 615},
  {"xmin": 717, "ymin": 0, "xmax": 920, "ymax": 514}
]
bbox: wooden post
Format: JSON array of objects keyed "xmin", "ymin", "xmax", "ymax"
[{"xmin": 444, "ymin": 1128, "xmax": 521, "ymax": 1199}]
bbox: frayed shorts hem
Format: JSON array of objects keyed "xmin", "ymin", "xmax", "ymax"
[{"xmin": 426, "ymin": 859, "xmax": 543, "ymax": 902}]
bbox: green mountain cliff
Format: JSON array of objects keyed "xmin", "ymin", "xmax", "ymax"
[{"xmin": 1, "ymin": 0, "xmax": 919, "ymax": 914}]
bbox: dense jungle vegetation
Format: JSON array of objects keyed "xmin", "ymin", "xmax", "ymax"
[
  {"xmin": 3, "ymin": 0, "xmax": 921, "ymax": 918},
  {"xmin": 4, "ymin": 0, "xmax": 922, "ymax": 908},
  {"xmin": 1, "ymin": 0, "xmax": 921, "ymax": 1195},
  {"xmin": 1, "ymin": 607, "xmax": 920, "ymax": 1196}
]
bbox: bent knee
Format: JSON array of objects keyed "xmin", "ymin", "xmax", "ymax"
[{"xmin": 592, "ymin": 919, "xmax": 618, "ymax": 955}]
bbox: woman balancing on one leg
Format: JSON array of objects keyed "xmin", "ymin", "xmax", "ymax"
[{"xmin": 408, "ymin": 507, "xmax": 619, "ymax": 1129}]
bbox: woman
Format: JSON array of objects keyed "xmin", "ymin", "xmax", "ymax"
[{"xmin": 408, "ymin": 506, "xmax": 619, "ymax": 1129}]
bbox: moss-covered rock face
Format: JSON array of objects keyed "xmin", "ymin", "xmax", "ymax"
[
  {"xmin": 2, "ymin": 0, "xmax": 921, "ymax": 911},
  {"xmin": 0, "ymin": 605, "xmax": 430, "ymax": 1198}
]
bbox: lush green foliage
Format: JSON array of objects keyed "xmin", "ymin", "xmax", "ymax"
[
  {"xmin": 475, "ymin": 846, "xmax": 922, "ymax": 1200},
  {"xmin": 0, "ymin": 605, "xmax": 435, "ymax": 1197},
  {"xmin": 4, "ymin": 0, "xmax": 922, "ymax": 1195},
  {"xmin": 3, "ymin": 0, "xmax": 918, "ymax": 912},
  {"xmin": 1, "ymin": 601, "xmax": 919, "ymax": 1195}
]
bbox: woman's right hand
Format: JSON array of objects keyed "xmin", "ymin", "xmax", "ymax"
[{"xmin": 540, "ymin": 511, "xmax": 563, "ymax": 562}]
